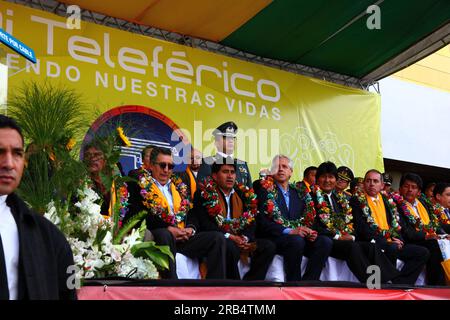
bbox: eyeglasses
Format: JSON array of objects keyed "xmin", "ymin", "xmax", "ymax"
[
  {"xmin": 84, "ymin": 152, "xmax": 104, "ymax": 160},
  {"xmin": 155, "ymin": 162, "xmax": 175, "ymax": 170}
]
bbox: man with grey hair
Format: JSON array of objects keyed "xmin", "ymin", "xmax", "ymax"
[{"xmin": 254, "ymin": 154, "xmax": 332, "ymax": 281}]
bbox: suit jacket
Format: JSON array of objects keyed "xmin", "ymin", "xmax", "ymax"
[
  {"xmin": 197, "ymin": 154, "xmax": 252, "ymax": 188},
  {"xmin": 350, "ymin": 194, "xmax": 405, "ymax": 249},
  {"xmin": 5, "ymin": 193, "xmax": 77, "ymax": 300},
  {"xmin": 397, "ymin": 198, "xmax": 445, "ymax": 242},
  {"xmin": 254, "ymin": 180, "xmax": 305, "ymax": 238},
  {"xmin": 187, "ymin": 188, "xmax": 256, "ymax": 241}
]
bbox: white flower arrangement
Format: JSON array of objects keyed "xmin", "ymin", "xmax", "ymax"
[{"xmin": 44, "ymin": 182, "xmax": 170, "ymax": 281}]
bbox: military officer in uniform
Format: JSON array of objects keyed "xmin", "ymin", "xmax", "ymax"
[{"xmin": 197, "ymin": 121, "xmax": 252, "ymax": 188}]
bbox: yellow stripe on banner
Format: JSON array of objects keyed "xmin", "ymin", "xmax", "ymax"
[
  {"xmin": 60, "ymin": 0, "xmax": 272, "ymax": 42},
  {"xmin": 393, "ymin": 46, "xmax": 450, "ymax": 93}
]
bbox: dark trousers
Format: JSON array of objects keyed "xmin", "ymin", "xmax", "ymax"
[
  {"xmin": 270, "ymin": 234, "xmax": 332, "ymax": 281},
  {"xmin": 384, "ymin": 243, "xmax": 430, "ymax": 285},
  {"xmin": 226, "ymin": 238, "xmax": 276, "ymax": 280},
  {"xmin": 152, "ymin": 228, "xmax": 226, "ymax": 279},
  {"xmin": 330, "ymin": 240, "xmax": 399, "ymax": 283},
  {"xmin": 411, "ymin": 239, "xmax": 445, "ymax": 285}
]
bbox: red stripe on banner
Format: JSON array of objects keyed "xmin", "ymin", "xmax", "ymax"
[{"xmin": 78, "ymin": 286, "xmax": 450, "ymax": 300}]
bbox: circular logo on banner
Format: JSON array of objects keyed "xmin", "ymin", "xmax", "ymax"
[{"xmin": 81, "ymin": 105, "xmax": 190, "ymax": 175}]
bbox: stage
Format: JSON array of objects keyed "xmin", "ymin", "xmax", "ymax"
[{"xmin": 78, "ymin": 280, "xmax": 450, "ymax": 300}]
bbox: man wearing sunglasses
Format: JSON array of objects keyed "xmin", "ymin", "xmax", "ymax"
[
  {"xmin": 140, "ymin": 147, "xmax": 226, "ymax": 279},
  {"xmin": 197, "ymin": 121, "xmax": 252, "ymax": 188}
]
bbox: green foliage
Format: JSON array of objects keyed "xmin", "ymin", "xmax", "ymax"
[
  {"xmin": 131, "ymin": 241, "xmax": 174, "ymax": 270},
  {"xmin": 7, "ymin": 81, "xmax": 90, "ymax": 213}
]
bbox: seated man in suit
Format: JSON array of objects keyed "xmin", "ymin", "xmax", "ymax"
[
  {"xmin": 177, "ymin": 147, "xmax": 202, "ymax": 200},
  {"xmin": 396, "ymin": 173, "xmax": 449, "ymax": 285},
  {"xmin": 434, "ymin": 182, "xmax": 450, "ymax": 234},
  {"xmin": 312, "ymin": 162, "xmax": 399, "ymax": 283},
  {"xmin": 131, "ymin": 146, "xmax": 226, "ymax": 279},
  {"xmin": 255, "ymin": 155, "xmax": 332, "ymax": 281},
  {"xmin": 350, "ymin": 169, "xmax": 429, "ymax": 285},
  {"xmin": 197, "ymin": 121, "xmax": 252, "ymax": 188},
  {"xmin": 189, "ymin": 159, "xmax": 276, "ymax": 280}
]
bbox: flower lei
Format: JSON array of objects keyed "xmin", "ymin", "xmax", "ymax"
[
  {"xmin": 138, "ymin": 170, "xmax": 191, "ymax": 226},
  {"xmin": 391, "ymin": 192, "xmax": 440, "ymax": 236},
  {"xmin": 117, "ymin": 182, "xmax": 130, "ymax": 222},
  {"xmin": 295, "ymin": 181, "xmax": 311, "ymax": 198},
  {"xmin": 355, "ymin": 190, "xmax": 401, "ymax": 240},
  {"xmin": 307, "ymin": 186, "xmax": 353, "ymax": 236},
  {"xmin": 260, "ymin": 176, "xmax": 314, "ymax": 228},
  {"xmin": 419, "ymin": 193, "xmax": 450, "ymax": 226},
  {"xmin": 199, "ymin": 177, "xmax": 257, "ymax": 234}
]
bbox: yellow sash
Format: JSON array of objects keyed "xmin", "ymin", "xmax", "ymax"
[
  {"xmin": 304, "ymin": 180, "xmax": 311, "ymax": 193},
  {"xmin": 186, "ymin": 167, "xmax": 197, "ymax": 199},
  {"xmin": 406, "ymin": 201, "xmax": 430, "ymax": 225},
  {"xmin": 151, "ymin": 182, "xmax": 183, "ymax": 227},
  {"xmin": 103, "ymin": 181, "xmax": 116, "ymax": 219},
  {"xmin": 366, "ymin": 193, "xmax": 389, "ymax": 230}
]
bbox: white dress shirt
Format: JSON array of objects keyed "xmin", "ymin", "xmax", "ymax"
[
  {"xmin": 0, "ymin": 195, "xmax": 19, "ymax": 300},
  {"xmin": 217, "ymin": 151, "xmax": 233, "ymax": 158},
  {"xmin": 153, "ymin": 178, "xmax": 174, "ymax": 213},
  {"xmin": 220, "ymin": 188, "xmax": 235, "ymax": 219}
]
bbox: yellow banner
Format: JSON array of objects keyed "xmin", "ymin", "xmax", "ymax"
[{"xmin": 2, "ymin": 3, "xmax": 383, "ymax": 180}]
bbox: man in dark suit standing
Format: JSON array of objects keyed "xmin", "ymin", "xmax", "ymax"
[
  {"xmin": 255, "ymin": 155, "xmax": 332, "ymax": 281},
  {"xmin": 350, "ymin": 169, "xmax": 429, "ymax": 285},
  {"xmin": 177, "ymin": 147, "xmax": 202, "ymax": 200},
  {"xmin": 197, "ymin": 121, "xmax": 252, "ymax": 188},
  {"xmin": 0, "ymin": 115, "xmax": 76, "ymax": 300},
  {"xmin": 189, "ymin": 159, "xmax": 276, "ymax": 280}
]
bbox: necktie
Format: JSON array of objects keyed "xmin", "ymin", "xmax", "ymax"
[
  {"xmin": 328, "ymin": 194, "xmax": 336, "ymax": 212},
  {"xmin": 0, "ymin": 233, "xmax": 10, "ymax": 300},
  {"xmin": 445, "ymin": 208, "xmax": 450, "ymax": 220}
]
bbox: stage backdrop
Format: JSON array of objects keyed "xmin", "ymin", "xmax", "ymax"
[{"xmin": 2, "ymin": 2, "xmax": 383, "ymax": 179}]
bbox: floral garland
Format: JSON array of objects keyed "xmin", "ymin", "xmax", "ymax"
[
  {"xmin": 199, "ymin": 177, "xmax": 257, "ymax": 234},
  {"xmin": 307, "ymin": 186, "xmax": 353, "ymax": 236},
  {"xmin": 354, "ymin": 190, "xmax": 401, "ymax": 240},
  {"xmin": 138, "ymin": 170, "xmax": 191, "ymax": 226},
  {"xmin": 419, "ymin": 193, "xmax": 450, "ymax": 226},
  {"xmin": 295, "ymin": 181, "xmax": 311, "ymax": 198},
  {"xmin": 117, "ymin": 182, "xmax": 130, "ymax": 223},
  {"xmin": 391, "ymin": 192, "xmax": 440, "ymax": 236},
  {"xmin": 260, "ymin": 176, "xmax": 315, "ymax": 228}
]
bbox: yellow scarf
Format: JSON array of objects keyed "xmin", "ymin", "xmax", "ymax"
[
  {"xmin": 151, "ymin": 181, "xmax": 183, "ymax": 227},
  {"xmin": 186, "ymin": 167, "xmax": 197, "ymax": 199},
  {"xmin": 304, "ymin": 180, "xmax": 311, "ymax": 193},
  {"xmin": 407, "ymin": 201, "xmax": 430, "ymax": 225},
  {"xmin": 104, "ymin": 181, "xmax": 116, "ymax": 219},
  {"xmin": 366, "ymin": 193, "xmax": 389, "ymax": 230}
]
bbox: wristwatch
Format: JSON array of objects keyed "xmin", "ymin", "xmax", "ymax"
[{"xmin": 224, "ymin": 233, "xmax": 231, "ymax": 239}]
